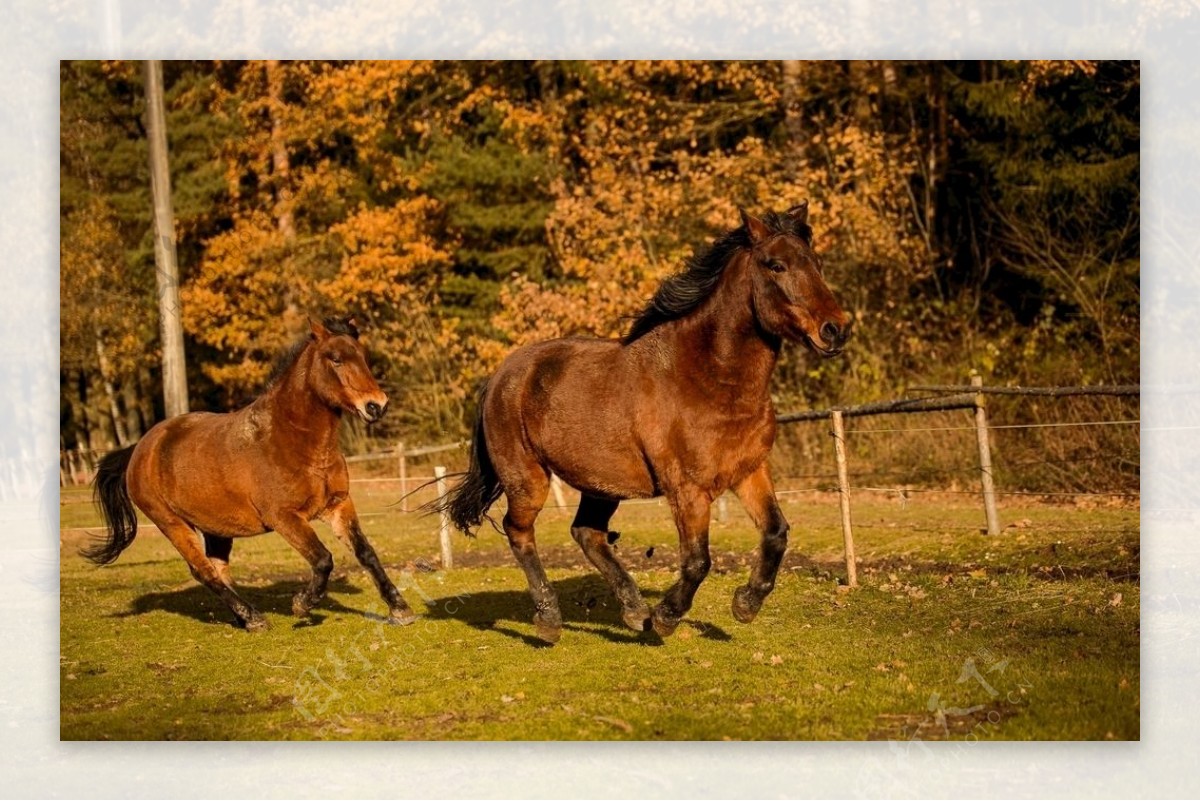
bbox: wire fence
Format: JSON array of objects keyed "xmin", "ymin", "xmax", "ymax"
[{"xmin": 60, "ymin": 377, "xmax": 1140, "ymax": 580}]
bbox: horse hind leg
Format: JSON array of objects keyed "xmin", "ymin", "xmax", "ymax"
[
  {"xmin": 500, "ymin": 470, "xmax": 561, "ymax": 644},
  {"xmin": 570, "ymin": 495, "xmax": 650, "ymax": 632},
  {"xmin": 154, "ymin": 516, "xmax": 267, "ymax": 631}
]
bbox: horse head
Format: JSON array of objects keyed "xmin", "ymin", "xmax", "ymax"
[
  {"xmin": 308, "ymin": 317, "xmax": 389, "ymax": 423},
  {"xmin": 741, "ymin": 203, "xmax": 852, "ymax": 357}
]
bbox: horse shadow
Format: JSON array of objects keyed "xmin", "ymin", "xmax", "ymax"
[
  {"xmin": 422, "ymin": 574, "xmax": 733, "ymax": 647},
  {"xmin": 112, "ymin": 575, "xmax": 369, "ymax": 630}
]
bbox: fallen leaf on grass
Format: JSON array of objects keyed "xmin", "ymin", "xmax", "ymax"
[
  {"xmin": 594, "ymin": 715, "xmax": 633, "ymax": 733},
  {"xmin": 769, "ymin": 655, "xmax": 783, "ymax": 665},
  {"xmin": 1110, "ymin": 592, "xmax": 1123, "ymax": 607}
]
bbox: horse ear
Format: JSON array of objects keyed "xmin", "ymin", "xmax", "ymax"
[
  {"xmin": 785, "ymin": 201, "xmax": 809, "ymax": 225},
  {"xmin": 345, "ymin": 317, "xmax": 361, "ymax": 339},
  {"xmin": 309, "ymin": 318, "xmax": 330, "ymax": 341},
  {"xmin": 739, "ymin": 208, "xmax": 770, "ymax": 244}
]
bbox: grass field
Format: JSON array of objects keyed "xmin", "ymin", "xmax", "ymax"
[{"xmin": 59, "ymin": 479, "xmax": 1139, "ymax": 741}]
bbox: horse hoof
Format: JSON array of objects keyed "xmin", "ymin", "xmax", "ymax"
[
  {"xmin": 244, "ymin": 615, "xmax": 270, "ymax": 633},
  {"xmin": 389, "ymin": 606, "xmax": 417, "ymax": 626},
  {"xmin": 651, "ymin": 606, "xmax": 679, "ymax": 637},
  {"xmin": 623, "ymin": 607, "xmax": 652, "ymax": 632},
  {"xmin": 534, "ymin": 622, "xmax": 562, "ymax": 644},
  {"xmin": 292, "ymin": 592, "xmax": 314, "ymax": 617},
  {"xmin": 533, "ymin": 611, "xmax": 562, "ymax": 644},
  {"xmin": 731, "ymin": 586, "xmax": 759, "ymax": 624}
]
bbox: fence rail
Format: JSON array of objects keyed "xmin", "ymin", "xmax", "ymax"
[{"xmin": 906, "ymin": 383, "xmax": 1139, "ymax": 397}]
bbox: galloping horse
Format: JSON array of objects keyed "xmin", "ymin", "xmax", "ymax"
[
  {"xmin": 438, "ymin": 204, "xmax": 851, "ymax": 643},
  {"xmin": 86, "ymin": 318, "xmax": 415, "ymax": 631}
]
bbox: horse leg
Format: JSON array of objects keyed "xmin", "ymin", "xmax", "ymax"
[
  {"xmin": 570, "ymin": 495, "xmax": 650, "ymax": 632},
  {"xmin": 154, "ymin": 517, "xmax": 266, "ymax": 631},
  {"xmin": 501, "ymin": 472, "xmax": 560, "ymax": 644},
  {"xmin": 730, "ymin": 463, "xmax": 789, "ymax": 623},
  {"xmin": 268, "ymin": 513, "xmax": 334, "ymax": 618},
  {"xmin": 202, "ymin": 533, "xmax": 234, "ymax": 587},
  {"xmin": 329, "ymin": 497, "xmax": 415, "ymax": 625},
  {"xmin": 652, "ymin": 488, "xmax": 712, "ymax": 637}
]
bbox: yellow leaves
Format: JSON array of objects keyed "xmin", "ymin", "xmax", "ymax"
[{"xmin": 1020, "ymin": 61, "xmax": 1098, "ymax": 99}]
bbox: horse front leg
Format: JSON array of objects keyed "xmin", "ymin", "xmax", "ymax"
[
  {"xmin": 268, "ymin": 512, "xmax": 334, "ymax": 617},
  {"xmin": 652, "ymin": 488, "xmax": 712, "ymax": 637},
  {"xmin": 730, "ymin": 463, "xmax": 789, "ymax": 624},
  {"xmin": 329, "ymin": 496, "xmax": 415, "ymax": 625}
]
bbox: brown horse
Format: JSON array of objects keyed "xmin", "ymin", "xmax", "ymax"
[
  {"xmin": 86, "ymin": 318, "xmax": 415, "ymax": 631},
  {"xmin": 437, "ymin": 204, "xmax": 850, "ymax": 643}
]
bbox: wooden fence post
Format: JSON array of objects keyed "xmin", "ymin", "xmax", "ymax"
[
  {"xmin": 971, "ymin": 374, "xmax": 1002, "ymax": 536},
  {"xmin": 397, "ymin": 441, "xmax": 408, "ymax": 512},
  {"xmin": 434, "ymin": 465, "xmax": 453, "ymax": 569},
  {"xmin": 831, "ymin": 410, "xmax": 858, "ymax": 587}
]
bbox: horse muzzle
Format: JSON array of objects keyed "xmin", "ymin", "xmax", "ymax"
[
  {"xmin": 358, "ymin": 398, "xmax": 389, "ymax": 424},
  {"xmin": 811, "ymin": 318, "xmax": 852, "ymax": 357}
]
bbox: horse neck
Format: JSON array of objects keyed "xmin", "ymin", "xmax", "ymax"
[
  {"xmin": 661, "ymin": 253, "xmax": 780, "ymax": 402},
  {"xmin": 259, "ymin": 348, "xmax": 342, "ymax": 454}
]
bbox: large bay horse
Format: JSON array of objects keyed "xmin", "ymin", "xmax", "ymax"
[
  {"xmin": 438, "ymin": 204, "xmax": 851, "ymax": 643},
  {"xmin": 86, "ymin": 318, "xmax": 415, "ymax": 631}
]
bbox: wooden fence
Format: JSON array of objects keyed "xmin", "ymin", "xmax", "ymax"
[
  {"xmin": 781, "ymin": 377, "xmax": 1137, "ymax": 585},
  {"xmin": 61, "ymin": 378, "xmax": 1139, "ymax": 585}
]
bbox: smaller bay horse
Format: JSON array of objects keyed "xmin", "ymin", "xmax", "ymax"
[
  {"xmin": 87, "ymin": 317, "xmax": 415, "ymax": 631},
  {"xmin": 436, "ymin": 204, "xmax": 851, "ymax": 643}
]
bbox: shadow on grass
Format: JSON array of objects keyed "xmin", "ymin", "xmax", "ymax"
[
  {"xmin": 422, "ymin": 573, "xmax": 732, "ymax": 647},
  {"xmin": 112, "ymin": 576, "xmax": 370, "ymax": 630}
]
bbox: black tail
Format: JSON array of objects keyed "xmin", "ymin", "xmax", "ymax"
[
  {"xmin": 83, "ymin": 446, "xmax": 138, "ymax": 565},
  {"xmin": 427, "ymin": 383, "xmax": 503, "ymax": 534}
]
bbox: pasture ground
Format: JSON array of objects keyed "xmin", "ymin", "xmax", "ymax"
[{"xmin": 59, "ymin": 479, "xmax": 1139, "ymax": 740}]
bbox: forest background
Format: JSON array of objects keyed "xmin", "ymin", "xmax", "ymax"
[{"xmin": 59, "ymin": 60, "xmax": 1140, "ymax": 493}]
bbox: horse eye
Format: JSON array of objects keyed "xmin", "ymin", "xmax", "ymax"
[
  {"xmin": 767, "ymin": 260, "xmax": 786, "ymax": 273},
  {"xmin": 329, "ymin": 354, "xmax": 343, "ymax": 366}
]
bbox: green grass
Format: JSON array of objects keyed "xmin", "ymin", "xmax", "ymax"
[{"xmin": 60, "ymin": 482, "xmax": 1139, "ymax": 740}]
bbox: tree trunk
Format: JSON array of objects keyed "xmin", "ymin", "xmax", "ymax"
[
  {"xmin": 122, "ymin": 378, "xmax": 143, "ymax": 440},
  {"xmin": 84, "ymin": 375, "xmax": 115, "ymax": 451},
  {"xmin": 780, "ymin": 60, "xmax": 806, "ymax": 175},
  {"xmin": 138, "ymin": 365, "xmax": 158, "ymax": 431},
  {"xmin": 265, "ymin": 60, "xmax": 302, "ymax": 335},
  {"xmin": 144, "ymin": 59, "xmax": 190, "ymax": 418},
  {"xmin": 63, "ymin": 369, "xmax": 90, "ymax": 452},
  {"xmin": 265, "ymin": 60, "xmax": 296, "ymax": 242},
  {"xmin": 94, "ymin": 333, "xmax": 129, "ymax": 446}
]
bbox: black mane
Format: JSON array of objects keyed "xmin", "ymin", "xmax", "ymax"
[
  {"xmin": 621, "ymin": 211, "xmax": 812, "ymax": 344},
  {"xmin": 266, "ymin": 317, "xmax": 360, "ymax": 386}
]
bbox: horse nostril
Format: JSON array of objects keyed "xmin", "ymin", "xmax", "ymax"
[
  {"xmin": 820, "ymin": 321, "xmax": 841, "ymax": 345},
  {"xmin": 366, "ymin": 401, "xmax": 383, "ymax": 421}
]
